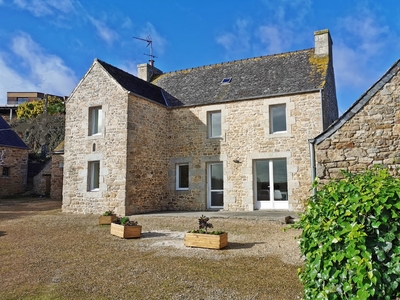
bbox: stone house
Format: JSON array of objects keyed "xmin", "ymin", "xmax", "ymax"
[
  {"xmin": 311, "ymin": 59, "xmax": 400, "ymax": 181},
  {"xmin": 0, "ymin": 115, "xmax": 29, "ymax": 197},
  {"xmin": 62, "ymin": 29, "xmax": 338, "ymax": 215}
]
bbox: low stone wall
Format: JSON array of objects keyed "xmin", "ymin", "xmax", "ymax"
[{"xmin": 51, "ymin": 154, "xmax": 64, "ymax": 200}]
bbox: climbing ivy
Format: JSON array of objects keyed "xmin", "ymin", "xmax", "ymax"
[{"xmin": 295, "ymin": 166, "xmax": 400, "ymax": 299}]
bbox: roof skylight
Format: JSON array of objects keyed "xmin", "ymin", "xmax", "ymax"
[{"xmin": 221, "ymin": 77, "xmax": 232, "ymax": 84}]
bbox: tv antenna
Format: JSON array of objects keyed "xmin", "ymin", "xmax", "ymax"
[{"xmin": 133, "ymin": 35, "xmax": 157, "ymax": 65}]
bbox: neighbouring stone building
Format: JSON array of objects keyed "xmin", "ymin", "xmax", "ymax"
[
  {"xmin": 62, "ymin": 29, "xmax": 338, "ymax": 215},
  {"xmin": 311, "ymin": 59, "xmax": 400, "ymax": 181},
  {"xmin": 0, "ymin": 116, "xmax": 29, "ymax": 197}
]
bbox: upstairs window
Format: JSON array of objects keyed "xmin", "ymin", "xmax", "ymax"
[
  {"xmin": 89, "ymin": 106, "xmax": 102, "ymax": 136},
  {"xmin": 88, "ymin": 161, "xmax": 100, "ymax": 191},
  {"xmin": 176, "ymin": 164, "xmax": 189, "ymax": 190},
  {"xmin": 208, "ymin": 111, "xmax": 221, "ymax": 138},
  {"xmin": 270, "ymin": 104, "xmax": 286, "ymax": 133}
]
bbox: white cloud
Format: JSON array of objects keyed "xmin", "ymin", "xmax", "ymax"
[
  {"xmin": 88, "ymin": 16, "xmax": 119, "ymax": 46},
  {"xmin": 0, "ymin": 54, "xmax": 37, "ymax": 104},
  {"xmin": 137, "ymin": 22, "xmax": 167, "ymax": 56},
  {"xmin": 121, "ymin": 17, "xmax": 133, "ymax": 29},
  {"xmin": 216, "ymin": 19, "xmax": 251, "ymax": 55},
  {"xmin": 12, "ymin": 0, "xmax": 75, "ymax": 16},
  {"xmin": 334, "ymin": 10, "xmax": 393, "ymax": 91},
  {"xmin": 0, "ymin": 32, "xmax": 78, "ymax": 103},
  {"xmin": 257, "ymin": 25, "xmax": 293, "ymax": 54}
]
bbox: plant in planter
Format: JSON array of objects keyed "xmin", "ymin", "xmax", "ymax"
[
  {"xmin": 184, "ymin": 215, "xmax": 228, "ymax": 249},
  {"xmin": 98, "ymin": 210, "xmax": 117, "ymax": 225},
  {"xmin": 110, "ymin": 216, "xmax": 142, "ymax": 239}
]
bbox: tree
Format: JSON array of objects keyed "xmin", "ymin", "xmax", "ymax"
[
  {"xmin": 12, "ymin": 95, "xmax": 65, "ymax": 155},
  {"xmin": 16, "ymin": 95, "xmax": 65, "ymax": 120}
]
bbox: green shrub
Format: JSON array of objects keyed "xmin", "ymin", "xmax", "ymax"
[{"xmin": 295, "ymin": 166, "xmax": 400, "ymax": 299}]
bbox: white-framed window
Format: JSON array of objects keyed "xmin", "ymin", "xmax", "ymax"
[
  {"xmin": 2, "ymin": 166, "xmax": 10, "ymax": 177},
  {"xmin": 88, "ymin": 161, "xmax": 100, "ymax": 191},
  {"xmin": 176, "ymin": 164, "xmax": 189, "ymax": 190},
  {"xmin": 270, "ymin": 104, "xmax": 286, "ymax": 133},
  {"xmin": 89, "ymin": 106, "xmax": 102, "ymax": 136},
  {"xmin": 208, "ymin": 110, "xmax": 221, "ymax": 138}
]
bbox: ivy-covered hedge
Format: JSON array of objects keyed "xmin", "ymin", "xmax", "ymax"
[{"xmin": 295, "ymin": 167, "xmax": 400, "ymax": 299}]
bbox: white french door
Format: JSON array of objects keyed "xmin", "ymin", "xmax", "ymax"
[
  {"xmin": 207, "ymin": 163, "xmax": 224, "ymax": 209},
  {"xmin": 254, "ymin": 159, "xmax": 288, "ymax": 209}
]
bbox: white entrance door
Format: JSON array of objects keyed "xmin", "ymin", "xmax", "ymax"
[
  {"xmin": 254, "ymin": 159, "xmax": 288, "ymax": 210},
  {"xmin": 208, "ymin": 163, "xmax": 224, "ymax": 209}
]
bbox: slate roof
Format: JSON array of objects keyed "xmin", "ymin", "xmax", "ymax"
[
  {"xmin": 311, "ymin": 59, "xmax": 400, "ymax": 145},
  {"xmin": 96, "ymin": 59, "xmax": 168, "ymax": 106},
  {"xmin": 152, "ymin": 48, "xmax": 328, "ymax": 107},
  {"xmin": 0, "ymin": 116, "xmax": 29, "ymax": 149},
  {"xmin": 95, "ymin": 47, "xmax": 329, "ymax": 108}
]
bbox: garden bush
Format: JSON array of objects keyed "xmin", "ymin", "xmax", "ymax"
[{"xmin": 295, "ymin": 166, "xmax": 400, "ymax": 299}]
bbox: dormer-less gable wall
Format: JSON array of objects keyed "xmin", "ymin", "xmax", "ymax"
[{"xmin": 63, "ymin": 61, "xmax": 129, "ymax": 215}]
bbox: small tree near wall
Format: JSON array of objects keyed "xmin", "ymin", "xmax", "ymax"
[{"xmin": 295, "ymin": 166, "xmax": 400, "ymax": 299}]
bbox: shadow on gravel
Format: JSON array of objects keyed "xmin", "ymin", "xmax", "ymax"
[
  {"xmin": 141, "ymin": 232, "xmax": 169, "ymax": 238},
  {"xmin": 0, "ymin": 230, "xmax": 7, "ymax": 237},
  {"xmin": 227, "ymin": 241, "xmax": 266, "ymax": 249}
]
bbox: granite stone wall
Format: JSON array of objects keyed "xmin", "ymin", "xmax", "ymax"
[
  {"xmin": 63, "ymin": 60, "xmax": 336, "ymax": 214},
  {"xmin": 32, "ymin": 160, "xmax": 51, "ymax": 196},
  {"xmin": 166, "ymin": 92, "xmax": 324, "ymax": 212},
  {"xmin": 0, "ymin": 146, "xmax": 28, "ymax": 197},
  {"xmin": 62, "ymin": 61, "xmax": 129, "ymax": 215},
  {"xmin": 51, "ymin": 153, "xmax": 64, "ymax": 199},
  {"xmin": 315, "ymin": 69, "xmax": 400, "ymax": 182}
]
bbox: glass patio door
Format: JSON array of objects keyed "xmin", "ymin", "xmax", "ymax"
[
  {"xmin": 208, "ymin": 163, "xmax": 224, "ymax": 209},
  {"xmin": 254, "ymin": 159, "xmax": 288, "ymax": 209}
]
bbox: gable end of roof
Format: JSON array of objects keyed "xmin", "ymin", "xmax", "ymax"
[{"xmin": 312, "ymin": 59, "xmax": 400, "ymax": 145}]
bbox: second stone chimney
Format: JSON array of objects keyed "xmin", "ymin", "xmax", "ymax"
[
  {"xmin": 137, "ymin": 62, "xmax": 163, "ymax": 82},
  {"xmin": 314, "ymin": 29, "xmax": 332, "ymax": 57}
]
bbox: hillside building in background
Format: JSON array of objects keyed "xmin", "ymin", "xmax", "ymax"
[{"xmin": 0, "ymin": 92, "xmax": 66, "ymax": 121}]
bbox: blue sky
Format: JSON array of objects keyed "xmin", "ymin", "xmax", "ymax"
[{"xmin": 0, "ymin": 0, "xmax": 399, "ymax": 114}]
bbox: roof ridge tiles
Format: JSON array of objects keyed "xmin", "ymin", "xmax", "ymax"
[{"xmin": 161, "ymin": 48, "xmax": 314, "ymax": 76}]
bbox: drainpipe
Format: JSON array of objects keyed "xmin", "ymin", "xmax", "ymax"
[{"xmin": 308, "ymin": 138, "xmax": 317, "ymax": 196}]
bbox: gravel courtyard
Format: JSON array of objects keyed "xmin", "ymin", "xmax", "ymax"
[{"xmin": 0, "ymin": 197, "xmax": 303, "ymax": 299}]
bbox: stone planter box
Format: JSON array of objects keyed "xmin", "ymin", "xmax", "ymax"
[
  {"xmin": 184, "ymin": 232, "xmax": 228, "ymax": 249},
  {"xmin": 110, "ymin": 223, "xmax": 142, "ymax": 239},
  {"xmin": 98, "ymin": 214, "xmax": 117, "ymax": 225}
]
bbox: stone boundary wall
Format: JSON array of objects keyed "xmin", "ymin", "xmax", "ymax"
[
  {"xmin": 51, "ymin": 154, "xmax": 63, "ymax": 199},
  {"xmin": 32, "ymin": 160, "xmax": 51, "ymax": 196}
]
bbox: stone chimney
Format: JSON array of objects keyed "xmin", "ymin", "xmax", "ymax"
[
  {"xmin": 137, "ymin": 62, "xmax": 163, "ymax": 82},
  {"xmin": 314, "ymin": 29, "xmax": 332, "ymax": 57}
]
